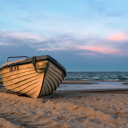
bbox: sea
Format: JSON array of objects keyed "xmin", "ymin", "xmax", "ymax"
[{"xmin": 64, "ymin": 72, "xmax": 128, "ymax": 81}]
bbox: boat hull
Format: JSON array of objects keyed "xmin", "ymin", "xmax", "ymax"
[{"xmin": 0, "ymin": 60, "xmax": 65, "ymax": 98}]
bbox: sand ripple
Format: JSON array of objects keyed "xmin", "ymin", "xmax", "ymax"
[{"xmin": 0, "ymin": 89, "xmax": 128, "ymax": 128}]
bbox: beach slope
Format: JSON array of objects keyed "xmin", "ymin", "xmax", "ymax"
[{"xmin": 0, "ymin": 87, "xmax": 128, "ymax": 128}]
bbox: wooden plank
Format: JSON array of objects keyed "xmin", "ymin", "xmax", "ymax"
[
  {"xmin": 48, "ymin": 70, "xmax": 61, "ymax": 84},
  {"xmin": 42, "ymin": 81, "xmax": 50, "ymax": 95},
  {"xmin": 45, "ymin": 77, "xmax": 53, "ymax": 94},
  {"xmin": 1, "ymin": 67, "xmax": 34, "ymax": 78},
  {"xmin": 18, "ymin": 83, "xmax": 39, "ymax": 95},
  {"xmin": 17, "ymin": 73, "xmax": 44, "ymax": 98},
  {"xmin": 5, "ymin": 75, "xmax": 40, "ymax": 87},
  {"xmin": 3, "ymin": 73, "xmax": 40, "ymax": 86},
  {"xmin": 47, "ymin": 71, "xmax": 59, "ymax": 89},
  {"xmin": 7, "ymin": 78, "xmax": 40, "ymax": 91},
  {"xmin": 41, "ymin": 86, "xmax": 46, "ymax": 96},
  {"xmin": 33, "ymin": 72, "xmax": 45, "ymax": 98},
  {"xmin": 23, "ymin": 85, "xmax": 39, "ymax": 97},
  {"xmin": 39, "ymin": 82, "xmax": 46, "ymax": 96},
  {"xmin": 49, "ymin": 62, "xmax": 63, "ymax": 76},
  {"xmin": 46, "ymin": 76, "xmax": 56, "ymax": 91},
  {"xmin": 30, "ymin": 90, "xmax": 39, "ymax": 98},
  {"xmin": 0, "ymin": 60, "xmax": 47, "ymax": 74},
  {"xmin": 2, "ymin": 70, "xmax": 37, "ymax": 82},
  {"xmin": 48, "ymin": 67, "xmax": 63, "ymax": 82}
]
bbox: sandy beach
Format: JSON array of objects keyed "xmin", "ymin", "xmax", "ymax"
[{"xmin": 0, "ymin": 82, "xmax": 128, "ymax": 128}]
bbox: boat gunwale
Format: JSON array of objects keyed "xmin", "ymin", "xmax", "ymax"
[{"xmin": 0, "ymin": 55, "xmax": 66, "ymax": 76}]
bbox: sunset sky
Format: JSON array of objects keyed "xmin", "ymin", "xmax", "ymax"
[{"xmin": 0, "ymin": 0, "xmax": 128, "ymax": 71}]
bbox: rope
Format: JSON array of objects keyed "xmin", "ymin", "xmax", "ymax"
[{"xmin": 32, "ymin": 56, "xmax": 48, "ymax": 73}]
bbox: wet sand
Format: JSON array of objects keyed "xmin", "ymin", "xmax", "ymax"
[
  {"xmin": 0, "ymin": 81, "xmax": 128, "ymax": 128},
  {"xmin": 58, "ymin": 81, "xmax": 128, "ymax": 92}
]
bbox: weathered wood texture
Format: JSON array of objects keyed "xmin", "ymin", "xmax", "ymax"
[{"xmin": 0, "ymin": 60, "xmax": 65, "ymax": 98}]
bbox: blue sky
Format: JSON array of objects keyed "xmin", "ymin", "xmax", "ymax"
[{"xmin": 0, "ymin": 0, "xmax": 128, "ymax": 71}]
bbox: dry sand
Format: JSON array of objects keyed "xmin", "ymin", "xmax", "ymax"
[{"xmin": 0, "ymin": 86, "xmax": 128, "ymax": 128}]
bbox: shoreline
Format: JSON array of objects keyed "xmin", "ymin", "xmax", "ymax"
[
  {"xmin": 56, "ymin": 89, "xmax": 128, "ymax": 93},
  {"xmin": 63, "ymin": 79, "xmax": 128, "ymax": 82}
]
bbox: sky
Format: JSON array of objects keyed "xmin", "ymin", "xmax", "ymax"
[{"xmin": 0, "ymin": 0, "xmax": 128, "ymax": 71}]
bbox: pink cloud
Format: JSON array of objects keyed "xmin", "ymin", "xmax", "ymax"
[
  {"xmin": 38, "ymin": 44, "xmax": 123, "ymax": 55},
  {"xmin": 108, "ymin": 33, "xmax": 128, "ymax": 41},
  {"xmin": 38, "ymin": 48, "xmax": 45, "ymax": 51},
  {"xmin": 76, "ymin": 46, "xmax": 122, "ymax": 55},
  {"xmin": 1, "ymin": 31, "xmax": 125, "ymax": 56}
]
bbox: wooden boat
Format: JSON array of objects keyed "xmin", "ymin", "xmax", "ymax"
[{"xmin": 0, "ymin": 55, "xmax": 66, "ymax": 98}]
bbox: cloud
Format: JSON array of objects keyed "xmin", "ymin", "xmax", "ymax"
[
  {"xmin": 76, "ymin": 46, "xmax": 122, "ymax": 55},
  {"xmin": 108, "ymin": 33, "xmax": 128, "ymax": 41},
  {"xmin": 0, "ymin": 31, "xmax": 128, "ymax": 56},
  {"xmin": 36, "ymin": 36, "xmax": 126, "ymax": 55}
]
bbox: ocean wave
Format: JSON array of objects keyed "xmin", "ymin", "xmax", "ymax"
[{"xmin": 65, "ymin": 72, "xmax": 128, "ymax": 81}]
